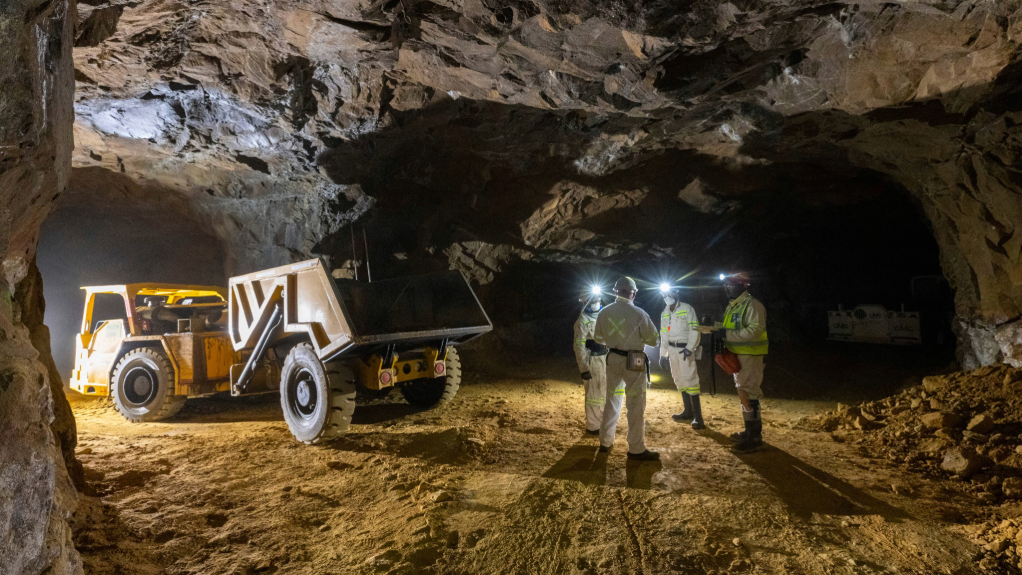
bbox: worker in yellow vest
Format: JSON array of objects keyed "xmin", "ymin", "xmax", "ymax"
[{"xmin": 720, "ymin": 272, "xmax": 768, "ymax": 452}]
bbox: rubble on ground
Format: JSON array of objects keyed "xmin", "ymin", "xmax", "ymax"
[{"xmin": 799, "ymin": 364, "xmax": 1022, "ymax": 573}]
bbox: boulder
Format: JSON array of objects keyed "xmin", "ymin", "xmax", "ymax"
[
  {"xmin": 922, "ymin": 412, "xmax": 965, "ymax": 430},
  {"xmin": 921, "ymin": 376, "xmax": 945, "ymax": 394},
  {"xmin": 1003, "ymin": 478, "xmax": 1022, "ymax": 499},
  {"xmin": 941, "ymin": 447, "xmax": 983, "ymax": 478},
  {"xmin": 967, "ymin": 414, "xmax": 995, "ymax": 435}
]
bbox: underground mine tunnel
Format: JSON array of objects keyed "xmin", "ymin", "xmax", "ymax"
[{"xmin": 4, "ymin": 1, "xmax": 1022, "ymax": 575}]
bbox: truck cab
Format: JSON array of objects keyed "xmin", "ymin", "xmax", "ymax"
[{"xmin": 71, "ymin": 284, "xmax": 237, "ymax": 418}]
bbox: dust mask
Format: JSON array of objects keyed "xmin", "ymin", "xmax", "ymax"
[
  {"xmin": 664, "ymin": 297, "xmax": 676, "ymax": 305},
  {"xmin": 589, "ymin": 301, "xmax": 602, "ymax": 312}
]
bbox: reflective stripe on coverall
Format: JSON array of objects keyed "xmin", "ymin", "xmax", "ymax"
[
  {"xmin": 660, "ymin": 302, "xmax": 701, "ymax": 395},
  {"xmin": 573, "ymin": 310, "xmax": 606, "ymax": 431},
  {"xmin": 594, "ymin": 298, "xmax": 659, "ymax": 453},
  {"xmin": 722, "ymin": 291, "xmax": 768, "ymax": 400}
]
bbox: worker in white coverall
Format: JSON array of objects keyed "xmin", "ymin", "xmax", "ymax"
[
  {"xmin": 593, "ymin": 276, "xmax": 661, "ymax": 461},
  {"xmin": 574, "ymin": 288, "xmax": 607, "ymax": 435},
  {"xmin": 719, "ymin": 271, "xmax": 768, "ymax": 453},
  {"xmin": 659, "ymin": 286, "xmax": 704, "ymax": 429}
]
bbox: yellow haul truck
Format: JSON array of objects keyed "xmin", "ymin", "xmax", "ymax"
[{"xmin": 71, "ymin": 259, "xmax": 492, "ymax": 443}]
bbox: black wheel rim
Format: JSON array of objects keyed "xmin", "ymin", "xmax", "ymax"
[
  {"xmin": 287, "ymin": 367, "xmax": 318, "ymax": 420},
  {"xmin": 123, "ymin": 366, "xmax": 158, "ymax": 406}
]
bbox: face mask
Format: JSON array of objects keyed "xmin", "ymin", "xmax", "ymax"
[
  {"xmin": 589, "ymin": 301, "xmax": 602, "ymax": 312},
  {"xmin": 664, "ymin": 297, "xmax": 676, "ymax": 305}
]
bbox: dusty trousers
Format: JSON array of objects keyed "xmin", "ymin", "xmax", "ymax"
[
  {"xmin": 667, "ymin": 346, "xmax": 699, "ymax": 395},
  {"xmin": 599, "ymin": 353, "xmax": 648, "ymax": 453},
  {"xmin": 584, "ymin": 354, "xmax": 607, "ymax": 431}
]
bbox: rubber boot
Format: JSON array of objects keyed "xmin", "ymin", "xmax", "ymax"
[
  {"xmin": 689, "ymin": 394, "xmax": 705, "ymax": 430},
  {"xmin": 733, "ymin": 399, "xmax": 763, "ymax": 453},
  {"xmin": 672, "ymin": 391, "xmax": 693, "ymax": 422}
]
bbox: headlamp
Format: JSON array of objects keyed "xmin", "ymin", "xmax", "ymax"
[
  {"xmin": 659, "ymin": 283, "xmax": 671, "ymax": 293},
  {"xmin": 719, "ymin": 273, "xmax": 726, "ymax": 281},
  {"xmin": 591, "ymin": 285, "xmax": 601, "ymax": 295}
]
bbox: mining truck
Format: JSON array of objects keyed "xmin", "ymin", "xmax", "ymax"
[{"xmin": 70, "ymin": 259, "xmax": 492, "ymax": 443}]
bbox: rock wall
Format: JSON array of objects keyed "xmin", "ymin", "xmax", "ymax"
[{"xmin": 0, "ymin": 1, "xmax": 81, "ymax": 574}]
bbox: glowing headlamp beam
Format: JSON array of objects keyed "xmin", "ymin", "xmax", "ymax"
[
  {"xmin": 659, "ymin": 283, "xmax": 671, "ymax": 293},
  {"xmin": 591, "ymin": 285, "xmax": 602, "ymax": 295}
]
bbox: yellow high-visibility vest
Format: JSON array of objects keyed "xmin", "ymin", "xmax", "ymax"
[{"xmin": 723, "ymin": 294, "xmax": 768, "ymax": 355}]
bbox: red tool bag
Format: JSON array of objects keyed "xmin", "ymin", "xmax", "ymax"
[{"xmin": 715, "ymin": 348, "xmax": 742, "ymax": 375}]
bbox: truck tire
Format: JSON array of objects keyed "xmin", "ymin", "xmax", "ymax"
[
  {"xmin": 280, "ymin": 343, "xmax": 356, "ymax": 444},
  {"xmin": 400, "ymin": 346, "xmax": 461, "ymax": 408},
  {"xmin": 111, "ymin": 347, "xmax": 186, "ymax": 422}
]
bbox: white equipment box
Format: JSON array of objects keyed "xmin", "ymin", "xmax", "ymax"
[{"xmin": 827, "ymin": 304, "xmax": 921, "ymax": 345}]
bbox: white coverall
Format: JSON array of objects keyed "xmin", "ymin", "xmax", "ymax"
[
  {"xmin": 660, "ymin": 302, "xmax": 701, "ymax": 395},
  {"xmin": 593, "ymin": 298, "xmax": 660, "ymax": 453},
  {"xmin": 723, "ymin": 291, "xmax": 768, "ymax": 400},
  {"xmin": 573, "ymin": 310, "xmax": 606, "ymax": 431}
]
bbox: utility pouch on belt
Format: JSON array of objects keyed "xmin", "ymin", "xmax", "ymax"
[{"xmin": 626, "ymin": 350, "xmax": 646, "ymax": 372}]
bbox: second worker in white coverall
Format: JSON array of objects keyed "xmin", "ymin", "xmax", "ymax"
[
  {"xmin": 659, "ymin": 287, "xmax": 704, "ymax": 429},
  {"xmin": 574, "ymin": 288, "xmax": 607, "ymax": 435},
  {"xmin": 594, "ymin": 276, "xmax": 661, "ymax": 461}
]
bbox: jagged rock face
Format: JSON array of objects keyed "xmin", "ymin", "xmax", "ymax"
[
  {"xmin": 69, "ymin": 1, "xmax": 1022, "ymax": 365},
  {"xmin": 1, "ymin": 1, "xmax": 81, "ymax": 575}
]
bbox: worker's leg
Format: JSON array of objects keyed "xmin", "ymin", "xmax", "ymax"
[
  {"xmin": 623, "ymin": 367, "xmax": 648, "ymax": 454},
  {"xmin": 676, "ymin": 351, "xmax": 703, "ymax": 428},
  {"xmin": 734, "ymin": 355, "xmax": 765, "ymax": 450},
  {"xmin": 585, "ymin": 355, "xmax": 607, "ymax": 432},
  {"xmin": 669, "ymin": 348, "xmax": 693, "ymax": 420},
  {"xmin": 599, "ymin": 354, "xmax": 626, "ymax": 448}
]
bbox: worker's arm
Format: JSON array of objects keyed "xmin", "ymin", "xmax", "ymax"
[
  {"xmin": 572, "ymin": 317, "xmax": 590, "ymax": 373},
  {"xmin": 684, "ymin": 304, "xmax": 701, "ymax": 349},
  {"xmin": 659, "ymin": 307, "xmax": 670, "ymax": 355},
  {"xmin": 593, "ymin": 313, "xmax": 606, "ymax": 345},
  {"xmin": 727, "ymin": 299, "xmax": 766, "ymax": 342},
  {"xmin": 640, "ymin": 312, "xmax": 660, "ymax": 347}
]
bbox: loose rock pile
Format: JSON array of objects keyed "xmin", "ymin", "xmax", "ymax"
[{"xmin": 801, "ymin": 364, "xmax": 1022, "ymax": 573}]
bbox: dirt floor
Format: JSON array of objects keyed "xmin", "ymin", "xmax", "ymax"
[{"xmin": 68, "ymin": 352, "xmax": 983, "ymax": 575}]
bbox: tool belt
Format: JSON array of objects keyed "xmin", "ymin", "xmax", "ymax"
[
  {"xmin": 610, "ymin": 348, "xmax": 650, "ymax": 379},
  {"xmin": 667, "ymin": 342, "xmax": 687, "ymax": 348}
]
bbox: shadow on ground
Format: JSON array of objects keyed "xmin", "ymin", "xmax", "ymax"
[{"xmin": 701, "ymin": 429, "xmax": 912, "ymax": 521}]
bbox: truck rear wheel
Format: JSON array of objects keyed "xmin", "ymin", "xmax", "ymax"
[
  {"xmin": 400, "ymin": 346, "xmax": 461, "ymax": 408},
  {"xmin": 111, "ymin": 347, "xmax": 186, "ymax": 422},
  {"xmin": 280, "ymin": 343, "xmax": 356, "ymax": 444}
]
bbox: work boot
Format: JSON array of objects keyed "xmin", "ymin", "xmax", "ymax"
[
  {"xmin": 672, "ymin": 391, "xmax": 694, "ymax": 422},
  {"xmin": 733, "ymin": 399, "xmax": 763, "ymax": 452},
  {"xmin": 689, "ymin": 394, "xmax": 705, "ymax": 430},
  {"xmin": 598, "ymin": 444, "xmax": 613, "ymax": 453},
  {"xmin": 585, "ymin": 428, "xmax": 600, "ymax": 436},
  {"xmin": 626, "ymin": 450, "xmax": 660, "ymax": 461}
]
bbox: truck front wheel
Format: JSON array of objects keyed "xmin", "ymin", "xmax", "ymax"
[
  {"xmin": 111, "ymin": 347, "xmax": 186, "ymax": 422},
  {"xmin": 400, "ymin": 346, "xmax": 461, "ymax": 408},
  {"xmin": 280, "ymin": 343, "xmax": 356, "ymax": 444}
]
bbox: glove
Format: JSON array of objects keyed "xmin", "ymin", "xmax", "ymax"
[
  {"xmin": 585, "ymin": 339, "xmax": 608, "ymax": 353},
  {"xmin": 580, "ymin": 371, "xmax": 592, "ymax": 381},
  {"xmin": 681, "ymin": 347, "xmax": 693, "ymax": 361}
]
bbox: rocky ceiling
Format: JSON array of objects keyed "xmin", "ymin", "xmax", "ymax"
[{"xmin": 68, "ymin": 0, "xmax": 1022, "ymax": 368}]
